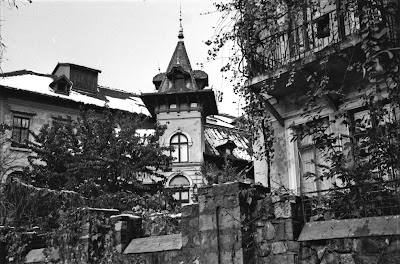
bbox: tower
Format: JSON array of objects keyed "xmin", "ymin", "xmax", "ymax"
[{"xmin": 141, "ymin": 18, "xmax": 218, "ymax": 203}]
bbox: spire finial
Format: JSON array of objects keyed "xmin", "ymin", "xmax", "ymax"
[{"xmin": 178, "ymin": 4, "xmax": 184, "ymax": 39}]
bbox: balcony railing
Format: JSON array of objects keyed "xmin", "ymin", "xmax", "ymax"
[
  {"xmin": 301, "ymin": 179, "xmax": 400, "ymax": 222},
  {"xmin": 257, "ymin": 9, "xmax": 359, "ymax": 71},
  {"xmin": 254, "ymin": 6, "xmax": 398, "ymax": 73}
]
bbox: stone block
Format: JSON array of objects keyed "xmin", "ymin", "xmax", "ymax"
[
  {"xmin": 337, "ymin": 253, "xmax": 355, "ymax": 264},
  {"xmin": 274, "ymin": 200, "xmax": 294, "ymax": 219},
  {"xmin": 219, "ymin": 208, "xmax": 241, "ymax": 229},
  {"xmin": 255, "ymin": 220, "xmax": 265, "ymax": 227},
  {"xmin": 329, "ymin": 239, "xmax": 352, "ymax": 253},
  {"xmin": 272, "ymin": 195, "xmax": 300, "ymax": 219},
  {"xmin": 254, "ymin": 228, "xmax": 264, "ymax": 243},
  {"xmin": 286, "ymin": 241, "xmax": 300, "ymax": 253},
  {"xmin": 258, "ymin": 242, "xmax": 272, "ymax": 257},
  {"xmin": 381, "ymin": 252, "xmax": 400, "ymax": 264},
  {"xmin": 181, "ymin": 203, "xmax": 198, "ymax": 217},
  {"xmin": 198, "ymin": 195, "xmax": 206, "ymax": 213},
  {"xmin": 272, "ymin": 241, "xmax": 287, "ymax": 254},
  {"xmin": 268, "ymin": 253, "xmax": 296, "ymax": 264},
  {"xmin": 203, "ymin": 251, "xmax": 219, "ymax": 264},
  {"xmin": 220, "ymin": 248, "xmax": 243, "ymax": 264},
  {"xmin": 199, "ymin": 214, "xmax": 216, "ymax": 231},
  {"xmin": 218, "ymin": 229, "xmax": 242, "ymax": 252},
  {"xmin": 387, "ymin": 238, "xmax": 400, "ymax": 253},
  {"xmin": 299, "ymin": 247, "xmax": 312, "ymax": 260},
  {"xmin": 352, "ymin": 254, "xmax": 380, "ymax": 264},
  {"xmin": 321, "ymin": 252, "xmax": 338, "ymax": 264},
  {"xmin": 360, "ymin": 238, "xmax": 380, "ymax": 253},
  {"xmin": 263, "ymin": 222, "xmax": 276, "ymax": 241},
  {"xmin": 317, "ymin": 247, "xmax": 326, "ymax": 260},
  {"xmin": 189, "ymin": 218, "xmax": 198, "ymax": 228}
]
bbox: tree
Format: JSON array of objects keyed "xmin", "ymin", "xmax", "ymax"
[
  {"xmin": 0, "ymin": 108, "xmax": 179, "ymax": 263},
  {"xmin": 22, "ymin": 109, "xmax": 172, "ymax": 198}
]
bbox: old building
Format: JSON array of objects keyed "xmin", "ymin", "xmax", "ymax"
[
  {"xmin": 0, "ymin": 63, "xmax": 149, "ymax": 182},
  {"xmin": 242, "ymin": 0, "xmax": 400, "ymax": 194},
  {"xmin": 141, "ymin": 26, "xmax": 251, "ymax": 203},
  {"xmin": 0, "ymin": 30, "xmax": 251, "ymax": 204}
]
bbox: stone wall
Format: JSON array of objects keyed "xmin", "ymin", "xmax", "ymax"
[
  {"xmin": 251, "ymin": 195, "xmax": 303, "ymax": 264},
  {"xmin": 299, "ymin": 236, "xmax": 400, "ymax": 264},
  {"xmin": 123, "ymin": 182, "xmax": 257, "ymax": 264}
]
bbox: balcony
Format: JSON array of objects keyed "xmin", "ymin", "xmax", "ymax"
[{"xmin": 248, "ymin": 5, "xmax": 399, "ymax": 92}]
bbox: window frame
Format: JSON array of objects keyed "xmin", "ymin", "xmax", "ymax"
[
  {"xmin": 296, "ymin": 117, "xmax": 334, "ymax": 195},
  {"xmin": 168, "ymin": 175, "xmax": 191, "ymax": 204},
  {"xmin": 170, "ymin": 133, "xmax": 189, "ymax": 163},
  {"xmin": 11, "ymin": 114, "xmax": 32, "ymax": 147}
]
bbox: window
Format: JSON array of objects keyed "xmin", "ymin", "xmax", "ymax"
[
  {"xmin": 169, "ymin": 175, "xmax": 190, "ymax": 203},
  {"xmin": 298, "ymin": 134, "xmax": 332, "ymax": 194},
  {"xmin": 349, "ymin": 106, "xmax": 400, "ymax": 179},
  {"xmin": 12, "ymin": 116, "xmax": 30, "ymax": 146},
  {"xmin": 170, "ymin": 133, "xmax": 189, "ymax": 162},
  {"xmin": 297, "ymin": 118, "xmax": 337, "ymax": 194}
]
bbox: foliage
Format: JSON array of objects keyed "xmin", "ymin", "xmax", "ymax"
[
  {"xmin": 210, "ymin": 0, "xmax": 400, "ymax": 219},
  {"xmin": 202, "ymin": 158, "xmax": 243, "ymax": 184},
  {"xmin": 0, "ymin": 108, "xmax": 180, "ymax": 262},
  {"xmin": 22, "ymin": 108, "xmax": 172, "ymax": 196}
]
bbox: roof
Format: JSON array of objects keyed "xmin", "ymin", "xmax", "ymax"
[
  {"xmin": 123, "ymin": 233, "xmax": 182, "ymax": 254},
  {"xmin": 166, "ymin": 41, "xmax": 192, "ymax": 73},
  {"xmin": 51, "ymin": 62, "xmax": 101, "ymax": 74},
  {"xmin": 0, "ymin": 70, "xmax": 150, "ymax": 116},
  {"xmin": 205, "ymin": 115, "xmax": 252, "ymax": 161}
]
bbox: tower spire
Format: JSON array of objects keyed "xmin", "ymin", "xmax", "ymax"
[{"xmin": 178, "ymin": 4, "xmax": 184, "ymax": 39}]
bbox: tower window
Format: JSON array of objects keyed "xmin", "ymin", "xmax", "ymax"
[
  {"xmin": 169, "ymin": 175, "xmax": 190, "ymax": 203},
  {"xmin": 170, "ymin": 133, "xmax": 189, "ymax": 162}
]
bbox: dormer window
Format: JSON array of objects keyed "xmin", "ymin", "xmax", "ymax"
[
  {"xmin": 56, "ymin": 82, "xmax": 68, "ymax": 95},
  {"xmin": 215, "ymin": 139, "xmax": 237, "ymax": 157},
  {"xmin": 50, "ymin": 75, "xmax": 72, "ymax": 95}
]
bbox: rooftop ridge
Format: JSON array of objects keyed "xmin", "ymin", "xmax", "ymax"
[
  {"xmin": 97, "ymin": 85, "xmax": 140, "ymax": 97},
  {"xmin": 0, "ymin": 70, "xmax": 55, "ymax": 78}
]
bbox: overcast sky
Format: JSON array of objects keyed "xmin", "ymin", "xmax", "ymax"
[{"xmin": 0, "ymin": 0, "xmax": 242, "ymax": 116}]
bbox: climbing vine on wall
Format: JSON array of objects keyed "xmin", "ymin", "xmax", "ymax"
[{"xmin": 209, "ymin": 0, "xmax": 400, "ymax": 218}]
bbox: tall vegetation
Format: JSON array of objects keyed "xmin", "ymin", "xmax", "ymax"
[{"xmin": 0, "ymin": 109, "xmax": 177, "ymax": 262}]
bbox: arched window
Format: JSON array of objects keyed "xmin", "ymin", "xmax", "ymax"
[
  {"xmin": 169, "ymin": 175, "xmax": 190, "ymax": 203},
  {"xmin": 169, "ymin": 175, "xmax": 190, "ymax": 187},
  {"xmin": 170, "ymin": 133, "xmax": 188, "ymax": 162}
]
